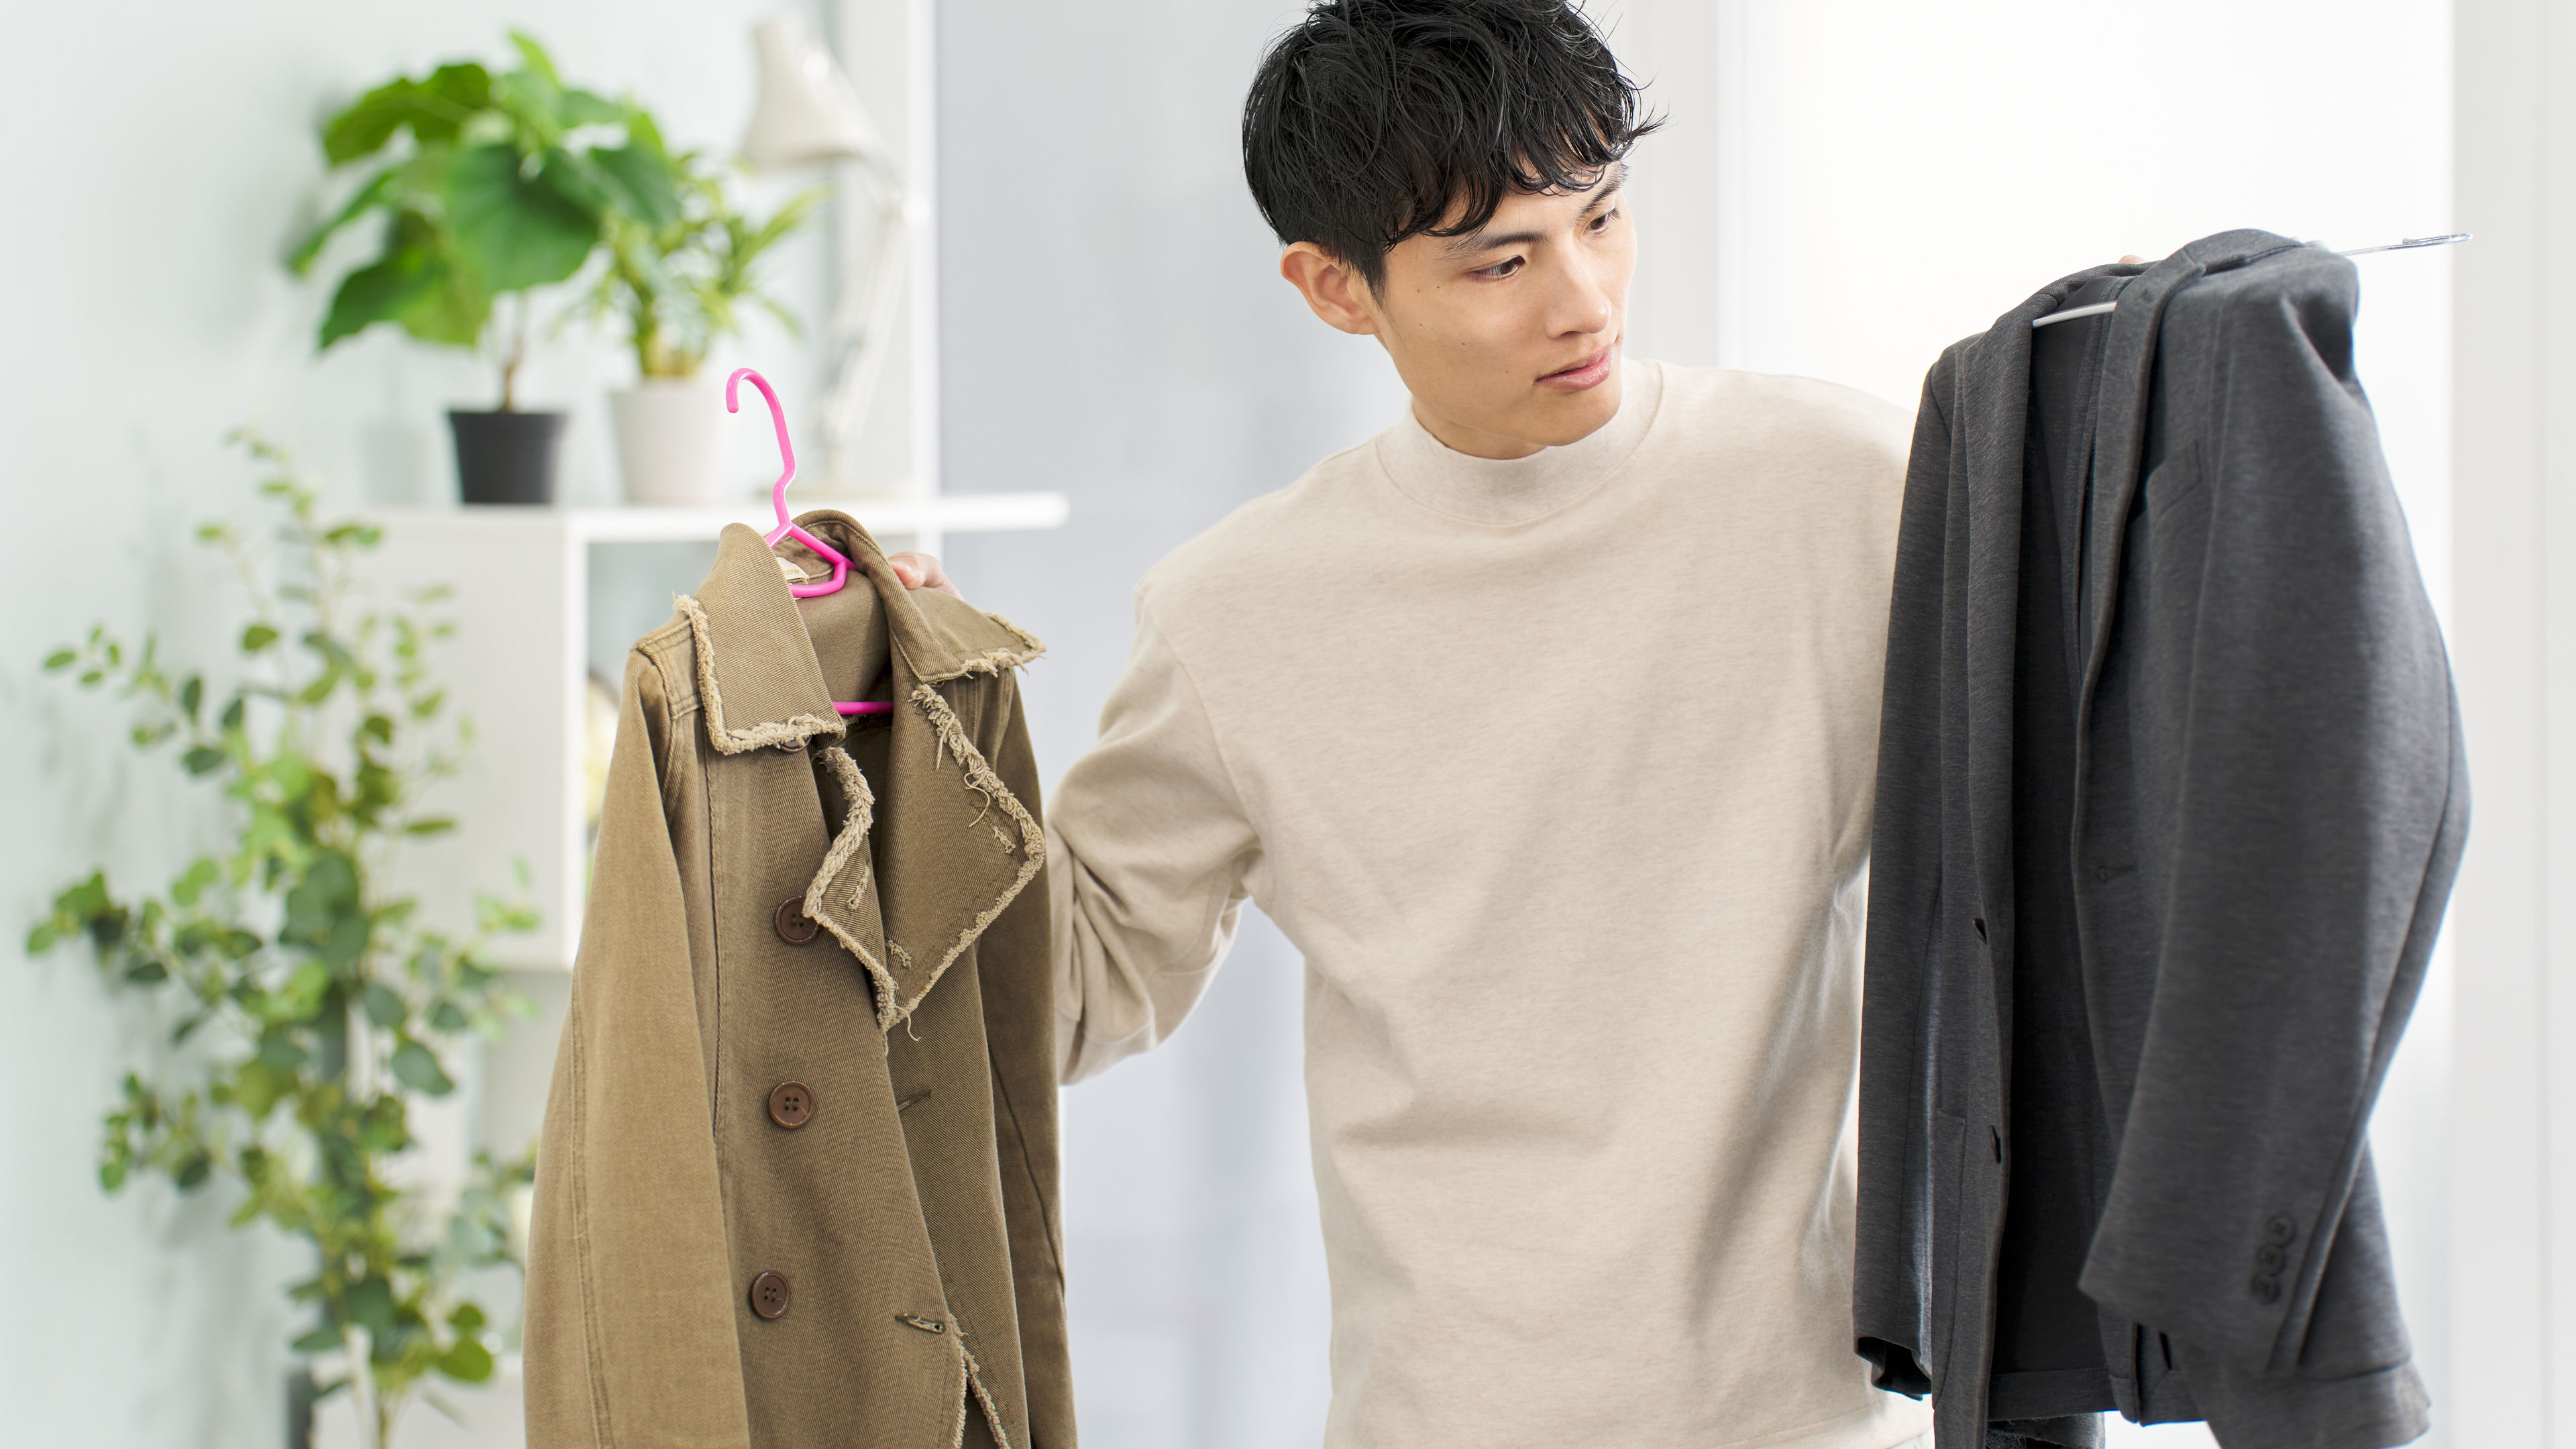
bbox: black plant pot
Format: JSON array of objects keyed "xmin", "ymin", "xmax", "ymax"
[{"xmin": 449, "ymin": 409, "xmax": 568, "ymax": 506}]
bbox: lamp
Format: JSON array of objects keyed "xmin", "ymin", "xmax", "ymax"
[
  {"xmin": 742, "ymin": 11, "xmax": 911, "ymax": 492},
  {"xmin": 743, "ymin": 11, "xmax": 881, "ymax": 170}
]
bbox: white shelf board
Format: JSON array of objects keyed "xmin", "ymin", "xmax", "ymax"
[{"xmin": 365, "ymin": 492, "xmax": 1070, "ymax": 543}]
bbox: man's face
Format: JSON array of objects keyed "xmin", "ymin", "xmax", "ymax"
[{"xmin": 1283, "ymin": 166, "xmax": 1635, "ymax": 460}]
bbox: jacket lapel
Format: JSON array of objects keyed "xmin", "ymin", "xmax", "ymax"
[
  {"xmin": 782, "ymin": 515, "xmax": 1047, "ymax": 1031},
  {"xmin": 1949, "ymin": 291, "xmax": 2054, "ymax": 961},
  {"xmin": 679, "ymin": 511, "xmax": 1047, "ymax": 1032},
  {"xmin": 2078, "ymin": 231, "xmax": 2304, "ymax": 712}
]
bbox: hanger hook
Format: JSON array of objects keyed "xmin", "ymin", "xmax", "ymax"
[{"xmin": 727, "ymin": 367, "xmax": 796, "ymax": 528}]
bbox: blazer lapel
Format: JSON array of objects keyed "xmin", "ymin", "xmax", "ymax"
[{"xmin": 1950, "ymin": 292, "xmax": 2055, "ymax": 972}]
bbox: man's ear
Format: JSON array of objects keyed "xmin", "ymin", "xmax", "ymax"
[{"xmin": 1280, "ymin": 242, "xmax": 1380, "ymax": 336}]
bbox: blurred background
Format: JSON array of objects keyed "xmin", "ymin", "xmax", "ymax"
[{"xmin": 1, "ymin": 1, "xmax": 2563, "ymax": 1446}]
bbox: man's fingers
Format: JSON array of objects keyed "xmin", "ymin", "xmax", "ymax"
[
  {"xmin": 2120, "ymin": 254, "xmax": 2147, "ymax": 264},
  {"xmin": 885, "ymin": 551, "xmax": 963, "ymax": 599}
]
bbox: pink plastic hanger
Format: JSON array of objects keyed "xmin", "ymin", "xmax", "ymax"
[{"xmin": 726, "ymin": 366, "xmax": 891, "ymax": 717}]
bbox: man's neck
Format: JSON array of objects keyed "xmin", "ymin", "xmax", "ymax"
[{"xmin": 1407, "ymin": 401, "xmax": 1552, "ymax": 461}]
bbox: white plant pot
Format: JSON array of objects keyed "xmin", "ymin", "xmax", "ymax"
[{"xmin": 610, "ymin": 380, "xmax": 729, "ymax": 506}]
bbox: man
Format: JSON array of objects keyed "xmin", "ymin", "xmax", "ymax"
[{"xmin": 897, "ymin": 2, "xmax": 1929, "ymax": 1444}]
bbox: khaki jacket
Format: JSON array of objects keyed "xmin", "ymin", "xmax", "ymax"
[{"xmin": 525, "ymin": 514, "xmax": 1073, "ymax": 1449}]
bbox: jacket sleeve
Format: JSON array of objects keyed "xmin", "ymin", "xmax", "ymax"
[
  {"xmin": 1046, "ymin": 596, "xmax": 1263, "ymax": 1084},
  {"xmin": 971, "ymin": 671, "xmax": 1079, "ymax": 1448},
  {"xmin": 524, "ymin": 648, "xmax": 751, "ymax": 1448},
  {"xmin": 2076, "ymin": 263, "xmax": 2469, "ymax": 1390},
  {"xmin": 1852, "ymin": 362, "xmax": 1957, "ymax": 1395}
]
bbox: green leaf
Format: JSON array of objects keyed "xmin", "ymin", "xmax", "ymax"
[
  {"xmin": 391, "ymin": 1039, "xmax": 455, "ymax": 1096},
  {"xmin": 174, "ymin": 1152, "xmax": 214, "ymax": 1191},
  {"xmin": 318, "ymin": 211, "xmax": 486, "ymax": 351},
  {"xmin": 180, "ymin": 747, "xmax": 226, "ymax": 777},
  {"xmin": 433, "ymin": 1336, "xmax": 495, "ymax": 1383},
  {"xmin": 170, "ymin": 857, "xmax": 221, "ymax": 907},
  {"xmin": 286, "ymin": 167, "xmax": 396, "ymax": 276},
  {"xmin": 241, "ymin": 623, "xmax": 279, "ymax": 653},
  {"xmin": 344, "ymin": 1275, "xmax": 396, "ymax": 1336},
  {"xmin": 42, "ymin": 648, "xmax": 75, "ymax": 671},
  {"xmin": 178, "ymin": 675, "xmax": 203, "ymax": 720},
  {"xmin": 506, "ymin": 32, "xmax": 564, "ymax": 90},
  {"xmin": 121, "ymin": 959, "xmax": 169, "ymax": 985},
  {"xmin": 319, "ymin": 64, "xmax": 491, "ymax": 166},
  {"xmin": 429, "ymin": 1002, "xmax": 469, "ymax": 1032},
  {"xmin": 99, "ymin": 1159, "xmax": 127, "ymax": 1191},
  {"xmin": 256, "ymin": 1032, "xmax": 311, "ymax": 1071},
  {"xmin": 363, "ymin": 982, "xmax": 408, "ymax": 1030},
  {"xmin": 590, "ymin": 143, "xmax": 684, "ymax": 229},
  {"xmin": 403, "ymin": 817, "xmax": 456, "ymax": 837},
  {"xmin": 443, "ymin": 143, "xmax": 600, "ymax": 293},
  {"xmin": 290, "ymin": 1324, "xmax": 345, "ymax": 1355},
  {"xmin": 448, "ymin": 1301, "xmax": 486, "ymax": 1334},
  {"xmin": 232, "ymin": 1060, "xmax": 295, "ymax": 1119},
  {"xmin": 417, "ymin": 62, "xmax": 496, "ymax": 132},
  {"xmin": 282, "ymin": 851, "xmax": 361, "ymax": 948},
  {"xmin": 219, "ymin": 696, "xmax": 246, "ymax": 733}
]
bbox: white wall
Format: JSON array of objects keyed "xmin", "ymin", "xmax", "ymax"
[
  {"xmin": 2449, "ymin": 0, "xmax": 2576, "ymax": 1442},
  {"xmin": 0, "ymin": 4, "xmax": 830, "ymax": 1444}
]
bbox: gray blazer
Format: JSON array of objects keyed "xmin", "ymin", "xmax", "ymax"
[{"xmin": 1853, "ymin": 230, "xmax": 2467, "ymax": 1449}]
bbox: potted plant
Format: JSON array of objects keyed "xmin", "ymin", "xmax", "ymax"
[
  {"xmin": 290, "ymin": 34, "xmax": 680, "ymax": 505},
  {"xmin": 29, "ymin": 433, "xmax": 538, "ymax": 1447},
  {"xmin": 589, "ymin": 158, "xmax": 818, "ymax": 504}
]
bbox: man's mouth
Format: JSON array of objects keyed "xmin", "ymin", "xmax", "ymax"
[{"xmin": 1538, "ymin": 348, "xmax": 1616, "ymax": 391}]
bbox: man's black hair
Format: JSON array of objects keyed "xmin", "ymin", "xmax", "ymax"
[{"xmin": 1242, "ymin": 0, "xmax": 1660, "ymax": 293}]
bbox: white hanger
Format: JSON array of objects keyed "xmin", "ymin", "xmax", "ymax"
[{"xmin": 2031, "ymin": 234, "xmax": 2471, "ymax": 329}]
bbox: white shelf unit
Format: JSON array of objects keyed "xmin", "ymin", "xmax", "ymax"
[{"xmin": 370, "ymin": 496, "xmax": 1069, "ymax": 971}]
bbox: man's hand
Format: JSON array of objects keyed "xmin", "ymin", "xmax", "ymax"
[{"xmin": 887, "ymin": 551, "xmax": 962, "ymax": 599}]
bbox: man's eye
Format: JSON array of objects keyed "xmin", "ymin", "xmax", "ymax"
[
  {"xmin": 1589, "ymin": 209, "xmax": 1619, "ymax": 233},
  {"xmin": 1476, "ymin": 256, "xmax": 1524, "ymax": 279}
]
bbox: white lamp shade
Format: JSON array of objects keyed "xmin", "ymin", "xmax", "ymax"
[{"xmin": 743, "ymin": 11, "xmax": 885, "ymax": 171}]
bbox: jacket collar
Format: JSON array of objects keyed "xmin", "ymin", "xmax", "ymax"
[
  {"xmin": 677, "ymin": 512, "xmax": 1048, "ymax": 1030},
  {"xmin": 678, "ymin": 512, "xmax": 1046, "ymax": 754}
]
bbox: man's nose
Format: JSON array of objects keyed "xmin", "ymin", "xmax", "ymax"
[{"xmin": 1545, "ymin": 249, "xmax": 1616, "ymax": 339}]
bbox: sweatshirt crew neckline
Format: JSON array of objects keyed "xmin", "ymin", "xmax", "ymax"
[{"xmin": 1373, "ymin": 357, "xmax": 1666, "ymax": 526}]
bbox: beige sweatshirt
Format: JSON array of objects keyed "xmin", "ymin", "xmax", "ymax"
[{"xmin": 1046, "ymin": 360, "xmax": 1933, "ymax": 1449}]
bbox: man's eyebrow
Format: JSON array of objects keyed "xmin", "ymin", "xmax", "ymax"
[{"xmin": 1440, "ymin": 164, "xmax": 1629, "ymax": 257}]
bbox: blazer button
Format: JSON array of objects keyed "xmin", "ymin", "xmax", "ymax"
[
  {"xmin": 767, "ymin": 1081, "xmax": 816, "ymax": 1130},
  {"xmin": 2249, "ymin": 1272, "xmax": 2281, "ymax": 1304},
  {"xmin": 774, "ymin": 898, "xmax": 820, "ymax": 945},
  {"xmin": 2255, "ymin": 1244, "xmax": 2285, "ymax": 1272},
  {"xmin": 750, "ymin": 1270, "xmax": 793, "ymax": 1320},
  {"xmin": 2265, "ymin": 1214, "xmax": 2298, "ymax": 1246}
]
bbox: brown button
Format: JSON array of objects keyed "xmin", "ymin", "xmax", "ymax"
[
  {"xmin": 749, "ymin": 1270, "xmax": 792, "ymax": 1320},
  {"xmin": 767, "ymin": 1081, "xmax": 816, "ymax": 1130},
  {"xmin": 773, "ymin": 898, "xmax": 820, "ymax": 945}
]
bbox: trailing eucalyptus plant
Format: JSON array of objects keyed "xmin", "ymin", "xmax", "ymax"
[
  {"xmin": 29, "ymin": 432, "xmax": 537, "ymax": 1448},
  {"xmin": 288, "ymin": 32, "xmax": 683, "ymax": 409}
]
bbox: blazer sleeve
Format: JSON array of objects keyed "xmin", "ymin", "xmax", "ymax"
[
  {"xmin": 1853, "ymin": 362, "xmax": 1957, "ymax": 1395},
  {"xmin": 524, "ymin": 649, "xmax": 751, "ymax": 1448},
  {"xmin": 2076, "ymin": 264, "xmax": 2469, "ymax": 1383},
  {"xmin": 1046, "ymin": 596, "xmax": 1264, "ymax": 1085}
]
